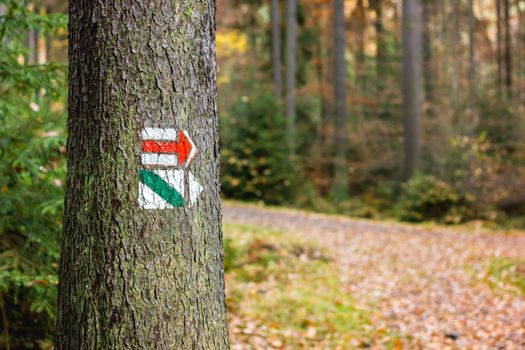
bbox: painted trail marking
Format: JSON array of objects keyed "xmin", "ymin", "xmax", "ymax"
[
  {"xmin": 138, "ymin": 169, "xmax": 203, "ymax": 209},
  {"xmin": 139, "ymin": 169, "xmax": 185, "ymax": 208},
  {"xmin": 141, "ymin": 128, "xmax": 197, "ymax": 167},
  {"xmin": 138, "ymin": 127, "xmax": 202, "ymax": 209}
]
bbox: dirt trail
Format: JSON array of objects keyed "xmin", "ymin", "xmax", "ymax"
[{"xmin": 223, "ymin": 203, "xmax": 525, "ymax": 350}]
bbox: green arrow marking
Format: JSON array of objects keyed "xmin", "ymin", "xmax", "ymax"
[{"xmin": 139, "ymin": 169, "xmax": 185, "ymax": 207}]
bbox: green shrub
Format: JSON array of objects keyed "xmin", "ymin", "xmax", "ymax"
[
  {"xmin": 0, "ymin": 2, "xmax": 67, "ymax": 347},
  {"xmin": 220, "ymin": 92, "xmax": 295, "ymax": 204},
  {"xmin": 396, "ymin": 174, "xmax": 476, "ymax": 224},
  {"xmin": 443, "ymin": 133, "xmax": 501, "ymax": 198}
]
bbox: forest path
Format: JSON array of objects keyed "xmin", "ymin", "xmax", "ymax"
[{"xmin": 223, "ymin": 202, "xmax": 525, "ymax": 350}]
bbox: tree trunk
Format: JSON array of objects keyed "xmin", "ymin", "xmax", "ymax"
[
  {"xmin": 518, "ymin": 0, "xmax": 525, "ymax": 144},
  {"xmin": 496, "ymin": 0, "xmax": 503, "ymax": 98},
  {"xmin": 371, "ymin": 0, "xmax": 385, "ymax": 87},
  {"xmin": 353, "ymin": 0, "xmax": 366, "ymax": 88},
  {"xmin": 451, "ymin": 0, "xmax": 461, "ymax": 107},
  {"xmin": 56, "ymin": 1, "xmax": 229, "ymax": 349},
  {"xmin": 314, "ymin": 15, "xmax": 329, "ymax": 171},
  {"xmin": 285, "ymin": 0, "xmax": 297, "ymax": 155},
  {"xmin": 26, "ymin": 2, "xmax": 37, "ymax": 65},
  {"xmin": 504, "ymin": 0, "xmax": 512, "ymax": 97},
  {"xmin": 331, "ymin": 0, "xmax": 349, "ymax": 197},
  {"xmin": 402, "ymin": 0, "xmax": 422, "ymax": 180},
  {"xmin": 422, "ymin": 0, "xmax": 433, "ymax": 103},
  {"xmin": 271, "ymin": 0, "xmax": 282, "ymax": 101},
  {"xmin": 37, "ymin": 7, "xmax": 48, "ymax": 65},
  {"xmin": 519, "ymin": 0, "xmax": 525, "ymax": 104},
  {"xmin": 468, "ymin": 0, "xmax": 477, "ymax": 122}
]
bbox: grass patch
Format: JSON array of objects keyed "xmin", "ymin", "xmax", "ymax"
[
  {"xmin": 483, "ymin": 257, "xmax": 525, "ymax": 295},
  {"xmin": 224, "ymin": 223, "xmax": 401, "ymax": 349}
]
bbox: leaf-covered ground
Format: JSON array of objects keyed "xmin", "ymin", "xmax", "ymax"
[
  {"xmin": 223, "ymin": 223, "xmax": 401, "ymax": 349},
  {"xmin": 223, "ymin": 202, "xmax": 525, "ymax": 349}
]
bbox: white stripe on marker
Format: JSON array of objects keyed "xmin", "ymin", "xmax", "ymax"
[
  {"xmin": 139, "ymin": 182, "xmax": 174, "ymax": 209},
  {"xmin": 182, "ymin": 130, "xmax": 198, "ymax": 166},
  {"xmin": 141, "ymin": 128, "xmax": 178, "ymax": 141},
  {"xmin": 141, "ymin": 153, "xmax": 179, "ymax": 166},
  {"xmin": 188, "ymin": 170, "xmax": 203, "ymax": 206}
]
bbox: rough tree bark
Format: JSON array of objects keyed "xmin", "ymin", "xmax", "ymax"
[
  {"xmin": 285, "ymin": 0, "xmax": 297, "ymax": 155},
  {"xmin": 331, "ymin": 0, "xmax": 349, "ymax": 197},
  {"xmin": 56, "ymin": 1, "xmax": 229, "ymax": 349},
  {"xmin": 271, "ymin": 0, "xmax": 282, "ymax": 102},
  {"xmin": 402, "ymin": 0, "xmax": 422, "ymax": 180}
]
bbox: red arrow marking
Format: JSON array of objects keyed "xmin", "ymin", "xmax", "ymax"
[{"xmin": 142, "ymin": 130, "xmax": 192, "ymax": 164}]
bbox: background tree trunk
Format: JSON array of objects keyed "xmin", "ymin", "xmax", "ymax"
[
  {"xmin": 56, "ymin": 1, "xmax": 229, "ymax": 349},
  {"xmin": 37, "ymin": 7, "xmax": 48, "ymax": 65},
  {"xmin": 353, "ymin": 0, "xmax": 367, "ymax": 90},
  {"xmin": 422, "ymin": 0, "xmax": 433, "ymax": 103},
  {"xmin": 314, "ymin": 15, "xmax": 329, "ymax": 176},
  {"xmin": 451, "ymin": 0, "xmax": 461, "ymax": 107},
  {"xmin": 503, "ymin": 0, "xmax": 512, "ymax": 97},
  {"xmin": 496, "ymin": 0, "xmax": 503, "ymax": 98},
  {"xmin": 468, "ymin": 0, "xmax": 477, "ymax": 126},
  {"xmin": 519, "ymin": 0, "xmax": 525, "ymax": 105},
  {"xmin": 25, "ymin": 2, "xmax": 38, "ymax": 66},
  {"xmin": 402, "ymin": 0, "xmax": 422, "ymax": 180},
  {"xmin": 285, "ymin": 0, "xmax": 297, "ymax": 155},
  {"xmin": 331, "ymin": 0, "xmax": 349, "ymax": 197},
  {"xmin": 370, "ymin": 0, "xmax": 385, "ymax": 85},
  {"xmin": 271, "ymin": 0, "xmax": 282, "ymax": 101}
]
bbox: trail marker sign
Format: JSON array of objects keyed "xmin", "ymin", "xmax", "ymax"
[
  {"xmin": 138, "ymin": 128, "xmax": 202, "ymax": 209},
  {"xmin": 141, "ymin": 128, "xmax": 197, "ymax": 167}
]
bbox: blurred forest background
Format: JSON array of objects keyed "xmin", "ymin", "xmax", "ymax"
[
  {"xmin": 217, "ymin": 0, "xmax": 525, "ymax": 225},
  {"xmin": 0, "ymin": 0, "xmax": 524, "ymax": 348}
]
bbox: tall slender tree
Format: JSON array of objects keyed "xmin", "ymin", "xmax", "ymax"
[
  {"xmin": 26, "ymin": 2, "xmax": 37, "ymax": 65},
  {"xmin": 496, "ymin": 0, "xmax": 503, "ymax": 97},
  {"xmin": 402, "ymin": 0, "xmax": 422, "ymax": 180},
  {"xmin": 285, "ymin": 0, "xmax": 297, "ymax": 155},
  {"xmin": 468, "ymin": 0, "xmax": 477, "ymax": 117},
  {"xmin": 331, "ymin": 0, "xmax": 349, "ymax": 197},
  {"xmin": 352, "ymin": 0, "xmax": 367, "ymax": 86},
  {"xmin": 314, "ymin": 13, "xmax": 329, "ymax": 166},
  {"xmin": 422, "ymin": 0, "xmax": 434, "ymax": 103},
  {"xmin": 503, "ymin": 0, "xmax": 512, "ymax": 97},
  {"xmin": 370, "ymin": 0, "xmax": 385, "ymax": 83},
  {"xmin": 56, "ymin": 1, "xmax": 229, "ymax": 348},
  {"xmin": 519, "ymin": 0, "xmax": 525, "ymax": 104},
  {"xmin": 271, "ymin": 0, "xmax": 282, "ymax": 101},
  {"xmin": 451, "ymin": 0, "xmax": 461, "ymax": 106}
]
